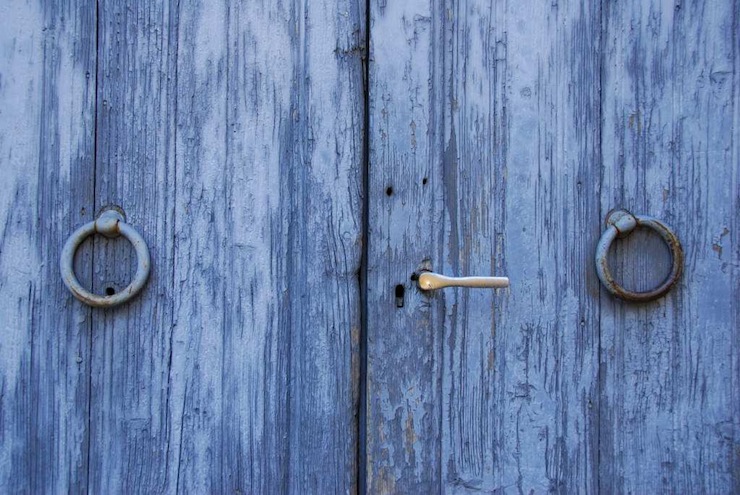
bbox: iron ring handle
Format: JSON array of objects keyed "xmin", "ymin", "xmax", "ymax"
[
  {"xmin": 60, "ymin": 208, "xmax": 151, "ymax": 307},
  {"xmin": 595, "ymin": 209, "xmax": 683, "ymax": 302}
]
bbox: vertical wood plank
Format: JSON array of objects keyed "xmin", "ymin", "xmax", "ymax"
[
  {"xmin": 448, "ymin": 1, "xmax": 602, "ymax": 492},
  {"xmin": 169, "ymin": 1, "xmax": 365, "ymax": 492},
  {"xmin": 366, "ymin": 0, "xmax": 444, "ymax": 491},
  {"xmin": 367, "ymin": 0, "xmax": 601, "ymax": 491},
  {"xmin": 600, "ymin": 0, "xmax": 740, "ymax": 492},
  {"xmin": 89, "ymin": 1, "xmax": 178, "ymax": 491},
  {"xmin": 0, "ymin": 0, "xmax": 96, "ymax": 492}
]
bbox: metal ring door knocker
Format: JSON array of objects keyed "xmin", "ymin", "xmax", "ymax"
[
  {"xmin": 595, "ymin": 209, "xmax": 683, "ymax": 302},
  {"xmin": 60, "ymin": 207, "xmax": 151, "ymax": 307}
]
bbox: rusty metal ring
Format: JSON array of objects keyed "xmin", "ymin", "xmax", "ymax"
[
  {"xmin": 60, "ymin": 208, "xmax": 151, "ymax": 308},
  {"xmin": 595, "ymin": 209, "xmax": 683, "ymax": 302}
]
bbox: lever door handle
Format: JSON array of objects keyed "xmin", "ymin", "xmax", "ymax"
[{"xmin": 417, "ymin": 271, "xmax": 509, "ymax": 291}]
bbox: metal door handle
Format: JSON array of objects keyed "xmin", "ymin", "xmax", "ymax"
[
  {"xmin": 60, "ymin": 207, "xmax": 151, "ymax": 308},
  {"xmin": 417, "ymin": 271, "xmax": 509, "ymax": 291},
  {"xmin": 595, "ymin": 208, "xmax": 683, "ymax": 302}
]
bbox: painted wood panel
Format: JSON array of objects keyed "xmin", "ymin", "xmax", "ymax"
[
  {"xmin": 2, "ymin": 0, "xmax": 737, "ymax": 492},
  {"xmin": 0, "ymin": 1, "xmax": 96, "ymax": 492},
  {"xmin": 168, "ymin": 1, "xmax": 364, "ymax": 492},
  {"xmin": 88, "ymin": 1, "xmax": 178, "ymax": 491},
  {"xmin": 366, "ymin": 0, "xmax": 601, "ymax": 492},
  {"xmin": 365, "ymin": 0, "xmax": 450, "ymax": 490},
  {"xmin": 1, "ymin": 0, "xmax": 364, "ymax": 492},
  {"xmin": 599, "ymin": 0, "xmax": 739, "ymax": 492},
  {"xmin": 366, "ymin": 0, "xmax": 737, "ymax": 493}
]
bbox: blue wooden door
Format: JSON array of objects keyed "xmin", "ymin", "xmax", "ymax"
[
  {"xmin": 1, "ymin": 0, "xmax": 738, "ymax": 494},
  {"xmin": 364, "ymin": 0, "xmax": 739, "ymax": 493},
  {"xmin": 0, "ymin": 1, "xmax": 363, "ymax": 492}
]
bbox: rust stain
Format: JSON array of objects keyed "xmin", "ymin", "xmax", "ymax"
[
  {"xmin": 628, "ymin": 111, "xmax": 642, "ymax": 132},
  {"xmin": 374, "ymin": 466, "xmax": 396, "ymax": 495},
  {"xmin": 404, "ymin": 412, "xmax": 417, "ymax": 458},
  {"xmin": 712, "ymin": 227, "xmax": 729, "ymax": 258}
]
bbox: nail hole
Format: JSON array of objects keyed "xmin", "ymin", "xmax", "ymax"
[
  {"xmin": 105, "ymin": 287, "xmax": 115, "ymax": 296},
  {"xmin": 394, "ymin": 284, "xmax": 405, "ymax": 308},
  {"xmin": 422, "ymin": 177, "xmax": 428, "ymax": 185},
  {"xmin": 386, "ymin": 186, "xmax": 393, "ymax": 196}
]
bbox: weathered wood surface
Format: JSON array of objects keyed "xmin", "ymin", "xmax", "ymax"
[
  {"xmin": 599, "ymin": 0, "xmax": 739, "ymax": 492},
  {"xmin": 366, "ymin": 0, "xmax": 601, "ymax": 492},
  {"xmin": 0, "ymin": 1, "xmax": 96, "ymax": 492},
  {"xmin": 2, "ymin": 0, "xmax": 738, "ymax": 493},
  {"xmin": 89, "ymin": 1, "xmax": 178, "ymax": 491},
  {"xmin": 366, "ymin": 0, "xmax": 738, "ymax": 493},
  {"xmin": 167, "ymin": 1, "xmax": 364, "ymax": 492},
  {"xmin": 365, "ymin": 0, "xmax": 446, "ymax": 488},
  {"xmin": 1, "ymin": 0, "xmax": 364, "ymax": 492}
]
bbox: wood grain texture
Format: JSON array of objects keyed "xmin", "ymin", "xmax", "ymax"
[
  {"xmin": 2, "ymin": 0, "xmax": 738, "ymax": 492},
  {"xmin": 89, "ymin": 0, "xmax": 178, "ymax": 491},
  {"xmin": 365, "ymin": 0, "xmax": 445, "ymax": 491},
  {"xmin": 1, "ymin": 0, "xmax": 364, "ymax": 492},
  {"xmin": 366, "ymin": 0, "xmax": 737, "ymax": 493},
  {"xmin": 0, "ymin": 1, "xmax": 96, "ymax": 493},
  {"xmin": 366, "ymin": 0, "xmax": 601, "ymax": 492},
  {"xmin": 166, "ymin": 0, "xmax": 364, "ymax": 492},
  {"xmin": 599, "ymin": 0, "xmax": 740, "ymax": 492},
  {"xmin": 482, "ymin": 2, "xmax": 602, "ymax": 492}
]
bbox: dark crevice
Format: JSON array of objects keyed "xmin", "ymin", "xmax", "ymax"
[
  {"xmin": 85, "ymin": 0, "xmax": 101, "ymax": 491},
  {"xmin": 394, "ymin": 284, "xmax": 405, "ymax": 308},
  {"xmin": 167, "ymin": 0, "xmax": 182, "ymax": 491},
  {"xmin": 357, "ymin": 0, "xmax": 371, "ymax": 492},
  {"xmin": 597, "ymin": 0, "xmax": 606, "ymax": 493}
]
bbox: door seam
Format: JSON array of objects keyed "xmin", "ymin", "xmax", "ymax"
[
  {"xmin": 357, "ymin": 0, "xmax": 371, "ymax": 491},
  {"xmin": 84, "ymin": 0, "xmax": 100, "ymax": 492}
]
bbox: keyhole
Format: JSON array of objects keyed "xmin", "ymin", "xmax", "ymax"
[{"xmin": 395, "ymin": 284, "xmax": 405, "ymax": 308}]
